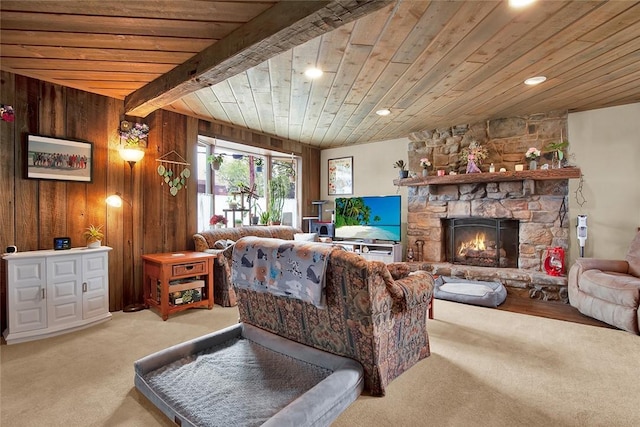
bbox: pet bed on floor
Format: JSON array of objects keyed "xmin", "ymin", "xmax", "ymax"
[
  {"xmin": 134, "ymin": 323, "xmax": 364, "ymax": 427},
  {"xmin": 434, "ymin": 276, "xmax": 507, "ymax": 307}
]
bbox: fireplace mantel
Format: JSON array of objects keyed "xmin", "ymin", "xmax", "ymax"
[{"xmin": 394, "ymin": 167, "xmax": 581, "ymax": 187}]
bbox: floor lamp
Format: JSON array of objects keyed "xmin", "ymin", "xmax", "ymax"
[{"xmin": 107, "ymin": 146, "xmax": 146, "ymax": 312}]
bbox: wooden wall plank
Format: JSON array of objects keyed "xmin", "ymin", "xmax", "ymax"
[
  {"xmin": 106, "ymin": 99, "xmax": 125, "ymax": 311},
  {"xmin": 0, "ymin": 71, "xmax": 16, "ymax": 331},
  {"xmin": 184, "ymin": 116, "xmax": 199, "ymax": 250},
  {"xmin": 37, "ymin": 82, "xmax": 67, "ymax": 249},
  {"xmin": 13, "ymin": 76, "xmax": 39, "ymax": 252},
  {"xmin": 64, "ymin": 89, "xmax": 90, "ymax": 248}
]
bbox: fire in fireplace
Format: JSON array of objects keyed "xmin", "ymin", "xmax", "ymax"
[{"xmin": 444, "ymin": 218, "xmax": 519, "ymax": 268}]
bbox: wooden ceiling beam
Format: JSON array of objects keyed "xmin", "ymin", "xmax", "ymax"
[{"xmin": 124, "ymin": 0, "xmax": 392, "ymax": 117}]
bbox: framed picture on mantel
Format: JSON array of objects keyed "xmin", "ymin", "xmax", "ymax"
[
  {"xmin": 25, "ymin": 134, "xmax": 93, "ymax": 182},
  {"xmin": 328, "ymin": 156, "xmax": 353, "ymax": 195}
]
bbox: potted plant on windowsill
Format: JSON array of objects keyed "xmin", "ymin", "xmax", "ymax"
[
  {"xmin": 259, "ymin": 211, "xmax": 270, "ymax": 226},
  {"xmin": 254, "ymin": 157, "xmax": 264, "ymax": 173},
  {"xmin": 83, "ymin": 224, "xmax": 104, "ymax": 248},
  {"xmin": 207, "ymin": 154, "xmax": 224, "ymax": 171},
  {"xmin": 209, "ymin": 214, "xmax": 227, "ymax": 229},
  {"xmin": 267, "ymin": 177, "xmax": 288, "ymax": 225}
]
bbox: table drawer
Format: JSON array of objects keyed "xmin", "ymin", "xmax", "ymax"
[{"xmin": 172, "ymin": 261, "xmax": 207, "ymax": 276}]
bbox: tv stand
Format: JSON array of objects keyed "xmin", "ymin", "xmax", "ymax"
[{"xmin": 333, "ymin": 241, "xmax": 402, "ymax": 263}]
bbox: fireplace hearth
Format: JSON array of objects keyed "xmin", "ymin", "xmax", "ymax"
[{"xmin": 444, "ymin": 218, "xmax": 519, "ymax": 268}]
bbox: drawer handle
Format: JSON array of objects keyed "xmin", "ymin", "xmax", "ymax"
[{"xmin": 184, "ymin": 265, "xmax": 194, "ymax": 270}]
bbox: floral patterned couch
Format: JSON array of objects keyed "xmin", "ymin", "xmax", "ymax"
[
  {"xmin": 192, "ymin": 226, "xmax": 302, "ymax": 306},
  {"xmin": 225, "ymin": 236, "xmax": 435, "ymax": 396}
]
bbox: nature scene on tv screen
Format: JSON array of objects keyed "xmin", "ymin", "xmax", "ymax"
[{"xmin": 334, "ymin": 196, "xmax": 401, "ymax": 242}]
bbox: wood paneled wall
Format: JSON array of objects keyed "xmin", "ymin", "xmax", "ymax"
[{"xmin": 0, "ymin": 71, "xmax": 321, "ymax": 330}]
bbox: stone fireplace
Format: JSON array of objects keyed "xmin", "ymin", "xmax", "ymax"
[
  {"xmin": 402, "ymin": 170, "xmax": 580, "ymax": 303},
  {"xmin": 444, "ymin": 218, "xmax": 519, "ymax": 268},
  {"xmin": 399, "ymin": 111, "xmax": 580, "ymax": 303}
]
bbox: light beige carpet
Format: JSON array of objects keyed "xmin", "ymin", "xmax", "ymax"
[{"xmin": 1, "ymin": 301, "xmax": 639, "ymax": 426}]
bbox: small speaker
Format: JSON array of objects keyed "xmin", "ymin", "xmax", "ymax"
[
  {"xmin": 6, "ymin": 245, "xmax": 17, "ymax": 254},
  {"xmin": 309, "ymin": 220, "xmax": 334, "ymax": 237}
]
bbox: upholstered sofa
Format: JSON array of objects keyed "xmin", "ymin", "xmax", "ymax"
[
  {"xmin": 227, "ymin": 236, "xmax": 435, "ymax": 396},
  {"xmin": 192, "ymin": 225, "xmax": 302, "ymax": 306},
  {"xmin": 568, "ymin": 230, "xmax": 640, "ymax": 334}
]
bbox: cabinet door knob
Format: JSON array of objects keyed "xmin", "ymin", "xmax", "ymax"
[{"xmin": 82, "ymin": 282, "xmax": 87, "ymax": 292}]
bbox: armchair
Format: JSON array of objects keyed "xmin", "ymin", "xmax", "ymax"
[
  {"xmin": 228, "ymin": 236, "xmax": 435, "ymax": 396},
  {"xmin": 568, "ymin": 230, "xmax": 640, "ymax": 334}
]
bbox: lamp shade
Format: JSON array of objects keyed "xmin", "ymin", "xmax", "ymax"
[
  {"xmin": 119, "ymin": 146, "xmax": 145, "ymax": 163},
  {"xmin": 105, "ymin": 194, "xmax": 123, "ymax": 207}
]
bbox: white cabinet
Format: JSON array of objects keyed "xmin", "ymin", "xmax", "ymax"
[
  {"xmin": 3, "ymin": 247, "xmax": 112, "ymax": 344},
  {"xmin": 333, "ymin": 241, "xmax": 402, "ymax": 263}
]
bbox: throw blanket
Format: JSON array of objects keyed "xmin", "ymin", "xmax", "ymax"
[{"xmin": 231, "ymin": 236, "xmax": 335, "ymax": 308}]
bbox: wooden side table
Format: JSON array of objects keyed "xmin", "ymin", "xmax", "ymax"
[{"xmin": 142, "ymin": 251, "xmax": 215, "ymax": 320}]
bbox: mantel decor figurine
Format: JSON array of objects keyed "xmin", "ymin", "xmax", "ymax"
[{"xmin": 460, "ymin": 141, "xmax": 488, "ymax": 174}]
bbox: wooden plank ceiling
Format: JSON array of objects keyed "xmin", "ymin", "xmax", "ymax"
[{"xmin": 2, "ymin": 0, "xmax": 639, "ymax": 148}]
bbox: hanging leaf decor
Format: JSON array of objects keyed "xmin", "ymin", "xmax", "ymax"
[{"xmin": 156, "ymin": 150, "xmax": 191, "ymax": 196}]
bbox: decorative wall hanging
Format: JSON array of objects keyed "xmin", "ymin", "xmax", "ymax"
[
  {"xmin": 156, "ymin": 150, "xmax": 191, "ymax": 196},
  {"xmin": 1, "ymin": 104, "xmax": 15, "ymax": 122}
]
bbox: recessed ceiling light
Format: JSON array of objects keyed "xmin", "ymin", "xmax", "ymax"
[
  {"xmin": 376, "ymin": 108, "xmax": 391, "ymax": 116},
  {"xmin": 509, "ymin": 0, "xmax": 536, "ymax": 8},
  {"xmin": 524, "ymin": 76, "xmax": 547, "ymax": 86},
  {"xmin": 304, "ymin": 67, "xmax": 323, "ymax": 79}
]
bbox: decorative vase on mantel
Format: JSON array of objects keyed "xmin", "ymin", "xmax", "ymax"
[{"xmin": 529, "ymin": 159, "xmax": 538, "ymax": 170}]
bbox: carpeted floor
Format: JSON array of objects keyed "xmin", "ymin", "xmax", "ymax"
[{"xmin": 1, "ymin": 301, "xmax": 639, "ymax": 426}]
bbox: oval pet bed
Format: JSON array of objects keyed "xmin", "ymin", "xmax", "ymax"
[{"xmin": 434, "ymin": 276, "xmax": 507, "ymax": 308}]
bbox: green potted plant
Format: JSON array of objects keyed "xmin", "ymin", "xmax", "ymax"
[
  {"xmin": 259, "ymin": 210, "xmax": 271, "ymax": 225},
  {"xmin": 251, "ymin": 202, "xmax": 263, "ymax": 225},
  {"xmin": 83, "ymin": 224, "xmax": 104, "ymax": 248},
  {"xmin": 254, "ymin": 157, "xmax": 264, "ymax": 173},
  {"xmin": 545, "ymin": 140, "xmax": 569, "ymax": 168},
  {"xmin": 267, "ymin": 176, "xmax": 288, "ymax": 225},
  {"xmin": 207, "ymin": 154, "xmax": 224, "ymax": 171},
  {"xmin": 394, "ymin": 160, "xmax": 409, "ymax": 178}
]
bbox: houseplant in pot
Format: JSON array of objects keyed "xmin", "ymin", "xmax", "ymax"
[
  {"xmin": 207, "ymin": 154, "xmax": 224, "ymax": 171},
  {"xmin": 209, "ymin": 214, "xmax": 227, "ymax": 228},
  {"xmin": 267, "ymin": 176, "xmax": 288, "ymax": 225},
  {"xmin": 545, "ymin": 140, "xmax": 569, "ymax": 168},
  {"xmin": 394, "ymin": 160, "xmax": 409, "ymax": 178},
  {"xmin": 83, "ymin": 224, "xmax": 104, "ymax": 248}
]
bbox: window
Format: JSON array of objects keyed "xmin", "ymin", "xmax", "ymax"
[{"xmin": 196, "ymin": 136, "xmax": 299, "ymax": 230}]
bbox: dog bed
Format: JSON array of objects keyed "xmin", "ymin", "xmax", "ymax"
[
  {"xmin": 434, "ymin": 276, "xmax": 507, "ymax": 307},
  {"xmin": 134, "ymin": 323, "xmax": 364, "ymax": 427}
]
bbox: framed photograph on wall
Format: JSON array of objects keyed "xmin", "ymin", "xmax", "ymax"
[
  {"xmin": 328, "ymin": 156, "xmax": 353, "ymax": 195},
  {"xmin": 25, "ymin": 134, "xmax": 93, "ymax": 182}
]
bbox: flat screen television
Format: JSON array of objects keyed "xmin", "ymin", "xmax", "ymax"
[{"xmin": 334, "ymin": 195, "xmax": 401, "ymax": 242}]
